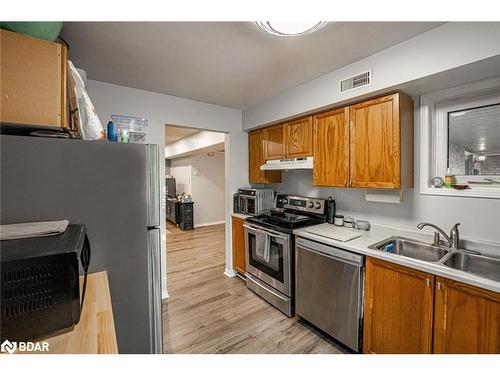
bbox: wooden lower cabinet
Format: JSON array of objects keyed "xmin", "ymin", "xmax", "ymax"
[
  {"xmin": 363, "ymin": 257, "xmax": 500, "ymax": 354},
  {"xmin": 433, "ymin": 277, "xmax": 500, "ymax": 353},
  {"xmin": 231, "ymin": 217, "xmax": 246, "ymax": 275},
  {"xmin": 363, "ymin": 257, "xmax": 434, "ymax": 354}
]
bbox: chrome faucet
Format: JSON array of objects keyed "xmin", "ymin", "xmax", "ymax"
[{"xmin": 417, "ymin": 222, "xmax": 461, "ymax": 249}]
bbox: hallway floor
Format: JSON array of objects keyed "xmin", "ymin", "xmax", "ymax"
[{"xmin": 162, "ymin": 222, "xmax": 347, "ymax": 354}]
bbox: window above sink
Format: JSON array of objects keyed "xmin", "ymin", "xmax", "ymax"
[{"xmin": 420, "ymin": 77, "xmax": 500, "ymax": 199}]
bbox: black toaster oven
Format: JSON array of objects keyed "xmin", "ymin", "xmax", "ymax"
[{"xmin": 0, "ymin": 224, "xmax": 91, "ymax": 342}]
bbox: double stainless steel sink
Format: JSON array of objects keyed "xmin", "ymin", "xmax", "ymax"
[{"xmin": 369, "ymin": 236, "xmax": 500, "ymax": 282}]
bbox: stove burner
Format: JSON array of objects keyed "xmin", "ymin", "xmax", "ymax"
[
  {"xmin": 269, "ymin": 210, "xmax": 310, "ymax": 223},
  {"xmin": 245, "ymin": 194, "xmax": 328, "ymax": 234},
  {"xmin": 247, "ymin": 212, "xmax": 323, "ymax": 234}
]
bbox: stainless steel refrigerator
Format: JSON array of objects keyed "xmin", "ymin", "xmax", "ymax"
[{"xmin": 0, "ymin": 135, "xmax": 163, "ymax": 354}]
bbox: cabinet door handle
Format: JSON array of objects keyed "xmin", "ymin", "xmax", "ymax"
[
  {"xmin": 426, "ymin": 278, "xmax": 431, "ymax": 287},
  {"xmin": 437, "ymin": 281, "xmax": 441, "ymax": 290}
]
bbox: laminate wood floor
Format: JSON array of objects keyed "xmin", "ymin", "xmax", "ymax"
[{"xmin": 162, "ymin": 222, "xmax": 348, "ymax": 354}]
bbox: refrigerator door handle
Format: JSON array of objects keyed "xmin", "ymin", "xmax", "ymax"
[{"xmin": 147, "ymin": 144, "xmax": 160, "ymax": 228}]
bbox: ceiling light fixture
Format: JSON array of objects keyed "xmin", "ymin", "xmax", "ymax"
[
  {"xmin": 477, "ymin": 153, "xmax": 486, "ymax": 162},
  {"xmin": 256, "ymin": 21, "xmax": 327, "ymax": 37}
]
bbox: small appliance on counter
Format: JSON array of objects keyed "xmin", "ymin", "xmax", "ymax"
[
  {"xmin": 244, "ymin": 194, "xmax": 327, "ymax": 316},
  {"xmin": 0, "ymin": 224, "xmax": 91, "ymax": 342},
  {"xmin": 234, "ymin": 187, "xmax": 274, "ymax": 216},
  {"xmin": 327, "ymin": 196, "xmax": 336, "ymax": 224}
]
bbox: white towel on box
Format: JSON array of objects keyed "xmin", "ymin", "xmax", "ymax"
[{"xmin": 0, "ymin": 220, "xmax": 69, "ymax": 241}]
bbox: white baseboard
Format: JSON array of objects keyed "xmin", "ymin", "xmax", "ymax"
[
  {"xmin": 195, "ymin": 220, "xmax": 226, "ymax": 228},
  {"xmin": 224, "ymin": 267, "xmax": 237, "ymax": 278},
  {"xmin": 162, "ymin": 289, "xmax": 169, "ymax": 300}
]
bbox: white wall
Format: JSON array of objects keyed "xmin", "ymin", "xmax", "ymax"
[
  {"xmin": 169, "ymin": 153, "xmax": 225, "ymax": 227},
  {"xmin": 191, "ymin": 153, "xmax": 225, "ymax": 226},
  {"xmin": 169, "ymin": 158, "xmax": 192, "ymax": 194},
  {"xmin": 268, "ymin": 96, "xmax": 500, "ymax": 244},
  {"xmin": 86, "ymin": 79, "xmax": 247, "ymax": 298},
  {"xmin": 243, "ymin": 22, "xmax": 500, "ymax": 130},
  {"xmin": 242, "ymin": 22, "xmax": 500, "ymax": 244}
]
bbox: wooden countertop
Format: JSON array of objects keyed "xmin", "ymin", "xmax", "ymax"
[{"xmin": 22, "ymin": 271, "xmax": 118, "ymax": 354}]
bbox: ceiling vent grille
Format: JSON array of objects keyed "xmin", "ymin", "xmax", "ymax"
[{"xmin": 340, "ymin": 70, "xmax": 371, "ymax": 93}]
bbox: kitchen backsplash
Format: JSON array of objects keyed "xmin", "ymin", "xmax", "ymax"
[{"xmin": 256, "ymin": 169, "xmax": 500, "ymax": 244}]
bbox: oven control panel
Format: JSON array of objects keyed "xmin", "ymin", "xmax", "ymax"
[{"xmin": 276, "ymin": 194, "xmax": 325, "ymax": 214}]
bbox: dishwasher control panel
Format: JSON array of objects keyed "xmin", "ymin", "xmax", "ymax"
[{"xmin": 296, "ymin": 237, "xmax": 364, "ymax": 266}]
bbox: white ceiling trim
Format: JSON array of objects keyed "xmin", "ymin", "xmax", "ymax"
[{"xmin": 165, "ymin": 130, "xmax": 225, "ymax": 159}]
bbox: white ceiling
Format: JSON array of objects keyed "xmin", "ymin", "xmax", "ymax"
[
  {"xmin": 61, "ymin": 22, "xmax": 444, "ymax": 109},
  {"xmin": 167, "ymin": 143, "xmax": 225, "ymax": 160},
  {"xmin": 165, "ymin": 125, "xmax": 199, "ymax": 145}
]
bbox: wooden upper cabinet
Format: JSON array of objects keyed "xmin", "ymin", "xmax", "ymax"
[
  {"xmin": 0, "ymin": 29, "xmax": 68, "ymax": 128},
  {"xmin": 264, "ymin": 124, "xmax": 285, "ymax": 160},
  {"xmin": 433, "ymin": 277, "xmax": 500, "ymax": 354},
  {"xmin": 363, "ymin": 257, "xmax": 434, "ymax": 354},
  {"xmin": 249, "ymin": 130, "xmax": 266, "ymax": 183},
  {"xmin": 349, "ymin": 93, "xmax": 413, "ymax": 189},
  {"xmin": 248, "ymin": 130, "xmax": 281, "ymax": 184},
  {"xmin": 249, "ymin": 91, "xmax": 413, "ymax": 188},
  {"xmin": 313, "ymin": 108, "xmax": 349, "ymax": 187},
  {"xmin": 285, "ymin": 116, "xmax": 313, "ymax": 158},
  {"xmin": 231, "ymin": 217, "xmax": 246, "ymax": 275}
]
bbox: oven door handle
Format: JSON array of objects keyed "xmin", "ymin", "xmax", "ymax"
[{"xmin": 243, "ymin": 223, "xmax": 290, "ymax": 242}]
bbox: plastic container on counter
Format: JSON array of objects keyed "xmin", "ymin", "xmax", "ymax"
[{"xmin": 110, "ymin": 115, "xmax": 148, "ymax": 144}]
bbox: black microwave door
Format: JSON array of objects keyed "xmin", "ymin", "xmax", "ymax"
[{"xmin": 246, "ymin": 198, "xmax": 256, "ymax": 215}]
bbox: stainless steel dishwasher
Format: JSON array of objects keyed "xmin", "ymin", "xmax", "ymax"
[{"xmin": 295, "ymin": 236, "xmax": 364, "ymax": 352}]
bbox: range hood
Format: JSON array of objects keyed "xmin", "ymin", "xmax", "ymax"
[{"xmin": 260, "ymin": 157, "xmax": 313, "ymax": 171}]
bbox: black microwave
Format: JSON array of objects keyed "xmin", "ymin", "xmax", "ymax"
[{"xmin": 0, "ymin": 224, "xmax": 91, "ymax": 342}]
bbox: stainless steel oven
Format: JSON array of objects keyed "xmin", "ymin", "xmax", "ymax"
[{"xmin": 244, "ymin": 223, "xmax": 293, "ymax": 316}]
